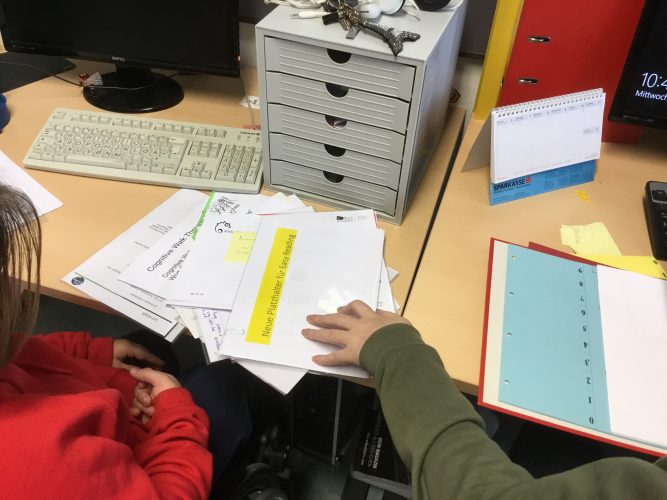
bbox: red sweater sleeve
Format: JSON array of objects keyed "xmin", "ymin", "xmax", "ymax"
[
  {"xmin": 133, "ymin": 387, "xmax": 212, "ymax": 499},
  {"xmin": 0, "ymin": 389, "xmax": 211, "ymax": 500},
  {"xmin": 35, "ymin": 331, "xmax": 113, "ymax": 366}
]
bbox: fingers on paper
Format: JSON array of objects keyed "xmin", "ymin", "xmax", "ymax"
[
  {"xmin": 338, "ymin": 300, "xmax": 374, "ymax": 318},
  {"xmin": 302, "ymin": 328, "xmax": 348, "ymax": 347},
  {"xmin": 312, "ymin": 350, "xmax": 352, "ymax": 366},
  {"xmin": 306, "ymin": 312, "xmax": 355, "ymax": 330}
]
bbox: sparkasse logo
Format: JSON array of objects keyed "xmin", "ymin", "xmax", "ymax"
[{"xmin": 493, "ymin": 175, "xmax": 533, "ymax": 192}]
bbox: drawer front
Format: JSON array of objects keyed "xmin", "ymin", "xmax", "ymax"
[
  {"xmin": 271, "ymin": 160, "xmax": 397, "ymax": 215},
  {"xmin": 265, "ymin": 37, "xmax": 415, "ymax": 101},
  {"xmin": 266, "ymin": 72, "xmax": 409, "ymax": 133},
  {"xmin": 270, "ymin": 133, "xmax": 400, "ymax": 190},
  {"xmin": 268, "ymin": 104, "xmax": 405, "ymax": 163}
]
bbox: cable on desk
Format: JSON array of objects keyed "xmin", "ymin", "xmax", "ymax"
[
  {"xmin": 239, "ymin": 66, "xmax": 258, "ymax": 130},
  {"xmin": 264, "ymin": 0, "xmax": 327, "ymax": 8}
]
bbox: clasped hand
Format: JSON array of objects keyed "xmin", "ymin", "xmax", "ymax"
[
  {"xmin": 112, "ymin": 339, "xmax": 179, "ymax": 424},
  {"xmin": 112, "ymin": 339, "xmax": 165, "ymax": 371},
  {"xmin": 129, "ymin": 368, "xmax": 182, "ymax": 425}
]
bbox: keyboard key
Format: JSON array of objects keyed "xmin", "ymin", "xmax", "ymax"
[{"xmin": 66, "ymin": 154, "xmax": 126, "ymax": 169}]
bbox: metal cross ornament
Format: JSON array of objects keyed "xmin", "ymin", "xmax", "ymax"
[{"xmin": 343, "ymin": 8, "xmax": 420, "ymax": 56}]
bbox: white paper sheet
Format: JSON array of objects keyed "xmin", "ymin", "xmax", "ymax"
[
  {"xmin": 377, "ymin": 261, "xmax": 395, "ymax": 312},
  {"xmin": 221, "ymin": 214, "xmax": 384, "ymax": 378},
  {"xmin": 0, "ymin": 149, "xmax": 62, "ymax": 216},
  {"xmin": 491, "ymin": 89, "xmax": 605, "ymax": 183},
  {"xmin": 193, "ymin": 308, "xmax": 306, "ymax": 394},
  {"xmin": 176, "ymin": 305, "xmax": 305, "ymax": 394},
  {"xmin": 167, "ymin": 209, "xmax": 374, "ymax": 311},
  {"xmin": 118, "ymin": 203, "xmax": 207, "ymax": 299},
  {"xmin": 175, "ymin": 305, "xmax": 202, "ymax": 339},
  {"xmin": 63, "ymin": 189, "xmax": 207, "ymax": 338},
  {"xmin": 167, "ymin": 213, "xmax": 263, "ymax": 309},
  {"xmin": 120, "ymin": 192, "xmax": 306, "ymax": 301},
  {"xmin": 598, "ymin": 265, "xmax": 667, "ymax": 448}
]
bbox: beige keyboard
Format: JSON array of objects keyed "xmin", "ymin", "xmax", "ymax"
[{"xmin": 24, "ymin": 107, "xmax": 263, "ymax": 193}]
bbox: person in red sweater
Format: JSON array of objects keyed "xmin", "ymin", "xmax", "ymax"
[{"xmin": 0, "ymin": 184, "xmax": 250, "ymax": 499}]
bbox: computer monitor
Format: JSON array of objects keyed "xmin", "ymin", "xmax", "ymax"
[
  {"xmin": 0, "ymin": 0, "xmax": 239, "ymax": 113},
  {"xmin": 609, "ymin": 0, "xmax": 667, "ymax": 130}
]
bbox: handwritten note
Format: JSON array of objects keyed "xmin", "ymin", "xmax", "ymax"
[
  {"xmin": 224, "ymin": 231, "xmax": 257, "ymax": 263},
  {"xmin": 560, "ymin": 222, "xmax": 621, "ymax": 255}
]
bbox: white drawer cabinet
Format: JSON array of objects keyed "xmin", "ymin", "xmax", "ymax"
[{"xmin": 256, "ymin": 3, "xmax": 466, "ymax": 223}]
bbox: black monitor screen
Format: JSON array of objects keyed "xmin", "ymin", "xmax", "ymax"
[
  {"xmin": 0, "ymin": 0, "xmax": 239, "ymax": 112},
  {"xmin": 610, "ymin": 0, "xmax": 667, "ymax": 129}
]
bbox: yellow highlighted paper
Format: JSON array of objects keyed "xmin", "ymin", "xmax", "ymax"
[
  {"xmin": 246, "ymin": 228, "xmax": 297, "ymax": 345},
  {"xmin": 224, "ymin": 231, "xmax": 256, "ymax": 263},
  {"xmin": 560, "ymin": 222, "xmax": 621, "ymax": 255},
  {"xmin": 579, "ymin": 255, "xmax": 667, "ymax": 280}
]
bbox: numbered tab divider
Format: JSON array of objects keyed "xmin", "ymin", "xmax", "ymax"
[{"xmin": 496, "ymin": 243, "xmax": 611, "ymax": 433}]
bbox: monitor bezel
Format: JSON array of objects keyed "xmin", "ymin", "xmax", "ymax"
[
  {"xmin": 0, "ymin": 1, "xmax": 241, "ymax": 79},
  {"xmin": 609, "ymin": 0, "xmax": 667, "ymax": 130}
]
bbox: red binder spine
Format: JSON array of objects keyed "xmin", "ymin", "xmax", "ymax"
[{"xmin": 498, "ymin": 0, "xmax": 645, "ymax": 143}]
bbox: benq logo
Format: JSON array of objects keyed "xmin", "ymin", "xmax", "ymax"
[{"xmin": 111, "ymin": 56, "xmax": 126, "ymax": 62}]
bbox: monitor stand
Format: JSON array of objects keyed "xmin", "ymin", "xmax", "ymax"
[{"xmin": 83, "ymin": 65, "xmax": 183, "ymax": 113}]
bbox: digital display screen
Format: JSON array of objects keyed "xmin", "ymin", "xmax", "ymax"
[{"xmin": 610, "ymin": 0, "xmax": 667, "ymax": 129}]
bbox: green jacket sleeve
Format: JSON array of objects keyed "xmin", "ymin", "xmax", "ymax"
[{"xmin": 360, "ymin": 323, "xmax": 667, "ymax": 500}]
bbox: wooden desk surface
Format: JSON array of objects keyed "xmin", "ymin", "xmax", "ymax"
[
  {"xmin": 404, "ymin": 118, "xmax": 667, "ymax": 395},
  {"xmin": 0, "ymin": 59, "xmax": 465, "ymax": 315}
]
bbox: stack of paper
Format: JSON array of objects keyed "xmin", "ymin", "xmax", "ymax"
[
  {"xmin": 64, "ymin": 189, "xmax": 397, "ymax": 394},
  {"xmin": 221, "ymin": 211, "xmax": 385, "ymax": 379}
]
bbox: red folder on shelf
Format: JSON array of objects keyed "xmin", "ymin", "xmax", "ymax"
[{"xmin": 497, "ymin": 0, "xmax": 645, "ymax": 143}]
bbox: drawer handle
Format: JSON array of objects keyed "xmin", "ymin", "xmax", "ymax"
[
  {"xmin": 324, "ymin": 144, "xmax": 346, "ymax": 157},
  {"xmin": 326, "ymin": 49, "xmax": 351, "ymax": 64},
  {"xmin": 323, "ymin": 171, "xmax": 345, "ymax": 183},
  {"xmin": 517, "ymin": 77, "xmax": 539, "ymax": 85},
  {"xmin": 325, "ymin": 115, "xmax": 348, "ymax": 128},
  {"xmin": 325, "ymin": 82, "xmax": 349, "ymax": 98}
]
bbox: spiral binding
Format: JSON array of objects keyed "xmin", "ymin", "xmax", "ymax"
[{"xmin": 492, "ymin": 88, "xmax": 604, "ymax": 117}]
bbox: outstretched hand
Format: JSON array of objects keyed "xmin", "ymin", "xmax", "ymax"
[{"xmin": 302, "ymin": 300, "xmax": 411, "ymax": 367}]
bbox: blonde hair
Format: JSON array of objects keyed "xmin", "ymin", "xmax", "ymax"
[{"xmin": 0, "ymin": 185, "xmax": 41, "ymax": 368}]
